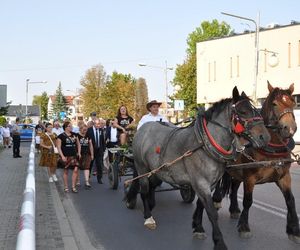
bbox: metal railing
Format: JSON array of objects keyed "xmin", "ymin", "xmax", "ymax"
[{"xmin": 16, "ymin": 131, "xmax": 36, "ymax": 250}]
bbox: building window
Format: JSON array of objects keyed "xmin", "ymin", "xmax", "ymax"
[
  {"xmin": 294, "ymin": 94, "xmax": 300, "ymax": 108},
  {"xmin": 264, "ymin": 50, "xmax": 267, "ymax": 72},
  {"xmin": 288, "ymin": 42, "xmax": 291, "ymax": 68},
  {"xmin": 237, "ymin": 56, "xmax": 240, "ymax": 77},
  {"xmin": 298, "ymin": 40, "xmax": 300, "ymax": 66},
  {"xmin": 230, "ymin": 57, "xmax": 233, "ymax": 78},
  {"xmin": 208, "ymin": 62, "xmax": 211, "ymax": 82},
  {"xmin": 214, "ymin": 61, "xmax": 216, "ymax": 81}
]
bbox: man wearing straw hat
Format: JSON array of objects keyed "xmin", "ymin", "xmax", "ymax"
[{"xmin": 137, "ymin": 100, "xmax": 168, "ymax": 130}]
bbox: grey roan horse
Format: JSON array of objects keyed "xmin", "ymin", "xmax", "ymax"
[{"xmin": 125, "ymin": 87, "xmax": 270, "ymax": 250}]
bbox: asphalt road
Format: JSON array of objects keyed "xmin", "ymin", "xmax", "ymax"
[{"xmin": 59, "ymin": 165, "xmax": 300, "ymax": 250}]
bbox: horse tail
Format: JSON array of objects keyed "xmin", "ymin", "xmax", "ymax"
[
  {"xmin": 219, "ymin": 171, "xmax": 232, "ymax": 197},
  {"xmin": 213, "ymin": 171, "xmax": 232, "ymax": 204}
]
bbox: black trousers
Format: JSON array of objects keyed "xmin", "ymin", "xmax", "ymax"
[
  {"xmin": 13, "ymin": 135, "xmax": 20, "ymax": 157},
  {"xmin": 91, "ymin": 149, "xmax": 104, "ymax": 180}
]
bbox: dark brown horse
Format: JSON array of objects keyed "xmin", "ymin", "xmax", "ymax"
[{"xmin": 212, "ymin": 81, "xmax": 299, "ymax": 243}]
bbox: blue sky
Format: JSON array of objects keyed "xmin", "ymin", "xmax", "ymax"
[{"xmin": 1, "ymin": 0, "xmax": 299, "ymax": 106}]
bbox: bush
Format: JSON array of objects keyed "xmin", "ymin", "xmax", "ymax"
[{"xmin": 0, "ymin": 116, "xmax": 7, "ymax": 126}]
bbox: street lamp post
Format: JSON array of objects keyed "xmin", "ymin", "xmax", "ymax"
[
  {"xmin": 138, "ymin": 60, "xmax": 173, "ymax": 112},
  {"xmin": 221, "ymin": 12, "xmax": 260, "ymax": 105},
  {"xmin": 26, "ymin": 79, "xmax": 47, "ymax": 121}
]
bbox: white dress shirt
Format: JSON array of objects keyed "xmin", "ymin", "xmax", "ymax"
[
  {"xmin": 52, "ymin": 127, "xmax": 64, "ymax": 136},
  {"xmin": 137, "ymin": 113, "xmax": 168, "ymax": 130}
]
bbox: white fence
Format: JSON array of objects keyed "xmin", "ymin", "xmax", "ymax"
[{"xmin": 16, "ymin": 132, "xmax": 36, "ymax": 250}]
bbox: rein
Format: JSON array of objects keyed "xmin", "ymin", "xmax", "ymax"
[{"xmin": 124, "ymin": 145, "xmax": 203, "ymax": 187}]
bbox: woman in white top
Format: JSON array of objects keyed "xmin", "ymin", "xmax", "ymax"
[
  {"xmin": 137, "ymin": 100, "xmax": 168, "ymax": 130},
  {"xmin": 2, "ymin": 123, "xmax": 11, "ymax": 148}
]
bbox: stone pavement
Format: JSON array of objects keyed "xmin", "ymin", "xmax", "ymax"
[{"xmin": 0, "ymin": 142, "xmax": 96, "ymax": 250}]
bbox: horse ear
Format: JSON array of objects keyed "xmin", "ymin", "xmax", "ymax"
[
  {"xmin": 232, "ymin": 86, "xmax": 240, "ymax": 102},
  {"xmin": 241, "ymin": 91, "xmax": 248, "ymax": 98},
  {"xmin": 289, "ymin": 83, "xmax": 294, "ymax": 94},
  {"xmin": 267, "ymin": 80, "xmax": 274, "ymax": 93}
]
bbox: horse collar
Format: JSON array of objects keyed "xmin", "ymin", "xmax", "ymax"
[{"xmin": 195, "ymin": 116, "xmax": 236, "ymax": 163}]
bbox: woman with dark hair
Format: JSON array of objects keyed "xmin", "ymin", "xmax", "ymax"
[
  {"xmin": 56, "ymin": 121, "xmax": 80, "ymax": 193},
  {"xmin": 77, "ymin": 124, "xmax": 94, "ymax": 189},
  {"xmin": 115, "ymin": 105, "xmax": 134, "ymax": 145},
  {"xmin": 39, "ymin": 123, "xmax": 58, "ymax": 182}
]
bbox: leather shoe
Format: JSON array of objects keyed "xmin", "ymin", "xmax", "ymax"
[
  {"xmin": 98, "ymin": 179, "xmax": 103, "ymax": 184},
  {"xmin": 17, "ymin": 155, "xmax": 22, "ymax": 158}
]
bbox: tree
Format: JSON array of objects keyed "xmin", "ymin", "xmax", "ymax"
[
  {"xmin": 134, "ymin": 77, "xmax": 148, "ymax": 121},
  {"xmin": 80, "ymin": 64, "xmax": 107, "ymax": 117},
  {"xmin": 52, "ymin": 82, "xmax": 67, "ymax": 120},
  {"xmin": 99, "ymin": 72, "xmax": 136, "ymax": 118},
  {"xmin": 172, "ymin": 19, "xmax": 231, "ymax": 115},
  {"xmin": 0, "ymin": 101, "xmax": 11, "ymax": 116},
  {"xmin": 32, "ymin": 92, "xmax": 49, "ymax": 120}
]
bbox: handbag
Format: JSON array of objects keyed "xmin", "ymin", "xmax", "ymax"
[{"xmin": 45, "ymin": 133, "xmax": 59, "ymax": 154}]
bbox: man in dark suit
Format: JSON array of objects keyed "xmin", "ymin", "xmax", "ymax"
[{"xmin": 87, "ymin": 118, "xmax": 106, "ymax": 184}]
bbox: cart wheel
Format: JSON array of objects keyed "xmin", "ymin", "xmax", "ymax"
[
  {"xmin": 180, "ymin": 185, "xmax": 195, "ymax": 203},
  {"xmin": 108, "ymin": 161, "xmax": 119, "ymax": 189},
  {"xmin": 124, "ymin": 181, "xmax": 137, "ymax": 209}
]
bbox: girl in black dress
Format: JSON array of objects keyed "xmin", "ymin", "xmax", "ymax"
[
  {"xmin": 77, "ymin": 124, "xmax": 94, "ymax": 189},
  {"xmin": 56, "ymin": 121, "xmax": 80, "ymax": 193},
  {"xmin": 116, "ymin": 105, "xmax": 134, "ymax": 145}
]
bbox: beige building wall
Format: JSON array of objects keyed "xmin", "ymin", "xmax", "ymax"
[{"xmin": 197, "ymin": 24, "xmax": 300, "ymax": 105}]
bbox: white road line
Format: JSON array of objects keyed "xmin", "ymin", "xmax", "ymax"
[{"xmin": 237, "ymin": 194, "xmax": 300, "ymax": 220}]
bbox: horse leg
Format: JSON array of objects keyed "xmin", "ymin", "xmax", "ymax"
[
  {"xmin": 212, "ymin": 181, "xmax": 223, "ymax": 210},
  {"xmin": 140, "ymin": 177, "xmax": 157, "ymax": 230},
  {"xmin": 229, "ymin": 179, "xmax": 241, "ymax": 219},
  {"xmin": 197, "ymin": 192, "xmax": 227, "ymax": 250},
  {"xmin": 148, "ymin": 177, "xmax": 161, "ymax": 211},
  {"xmin": 237, "ymin": 179, "xmax": 255, "ymax": 238},
  {"xmin": 192, "ymin": 198, "xmax": 207, "ymax": 240},
  {"xmin": 124, "ymin": 168, "xmax": 139, "ymax": 209},
  {"xmin": 276, "ymin": 173, "xmax": 300, "ymax": 244}
]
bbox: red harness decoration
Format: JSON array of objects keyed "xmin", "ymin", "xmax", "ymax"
[
  {"xmin": 257, "ymin": 140, "xmax": 290, "ymax": 158},
  {"xmin": 203, "ymin": 117, "xmax": 233, "ymax": 156},
  {"xmin": 155, "ymin": 146, "xmax": 161, "ymax": 154}
]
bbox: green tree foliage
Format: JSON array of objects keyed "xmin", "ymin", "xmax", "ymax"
[
  {"xmin": 52, "ymin": 82, "xmax": 67, "ymax": 120},
  {"xmin": 0, "ymin": 116, "xmax": 7, "ymax": 125},
  {"xmin": 134, "ymin": 77, "xmax": 148, "ymax": 121},
  {"xmin": 32, "ymin": 92, "xmax": 49, "ymax": 120},
  {"xmin": 172, "ymin": 19, "xmax": 231, "ymax": 114},
  {"xmin": 0, "ymin": 101, "xmax": 11, "ymax": 116},
  {"xmin": 99, "ymin": 72, "xmax": 136, "ymax": 119},
  {"xmin": 186, "ymin": 19, "xmax": 231, "ymax": 56},
  {"xmin": 80, "ymin": 64, "xmax": 107, "ymax": 117}
]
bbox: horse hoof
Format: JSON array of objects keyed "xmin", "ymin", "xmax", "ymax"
[
  {"xmin": 230, "ymin": 212, "xmax": 240, "ymax": 220},
  {"xmin": 144, "ymin": 216, "xmax": 157, "ymax": 230},
  {"xmin": 193, "ymin": 232, "xmax": 207, "ymax": 240},
  {"xmin": 288, "ymin": 234, "xmax": 300, "ymax": 244},
  {"xmin": 213, "ymin": 202, "xmax": 222, "ymax": 210},
  {"xmin": 239, "ymin": 231, "xmax": 252, "ymax": 239}
]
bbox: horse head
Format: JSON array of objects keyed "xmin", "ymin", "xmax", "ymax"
[
  {"xmin": 231, "ymin": 86, "xmax": 270, "ymax": 148},
  {"xmin": 262, "ymin": 81, "xmax": 297, "ymax": 139}
]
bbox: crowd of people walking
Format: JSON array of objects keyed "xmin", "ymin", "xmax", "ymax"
[{"xmin": 0, "ymin": 100, "xmax": 167, "ymax": 194}]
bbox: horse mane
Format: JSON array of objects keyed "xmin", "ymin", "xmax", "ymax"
[
  {"xmin": 261, "ymin": 87, "xmax": 293, "ymax": 123},
  {"xmin": 204, "ymin": 98, "xmax": 232, "ymax": 120}
]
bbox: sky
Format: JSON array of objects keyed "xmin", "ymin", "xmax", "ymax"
[{"xmin": 1, "ymin": 0, "xmax": 300, "ymax": 106}]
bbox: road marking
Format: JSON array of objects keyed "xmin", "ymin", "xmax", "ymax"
[{"xmin": 237, "ymin": 194, "xmax": 300, "ymax": 220}]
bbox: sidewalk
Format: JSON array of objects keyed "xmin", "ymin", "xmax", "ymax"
[{"xmin": 0, "ymin": 143, "xmax": 89, "ymax": 250}]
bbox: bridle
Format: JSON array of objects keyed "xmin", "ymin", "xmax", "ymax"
[{"xmin": 231, "ymin": 99, "xmax": 264, "ymax": 138}]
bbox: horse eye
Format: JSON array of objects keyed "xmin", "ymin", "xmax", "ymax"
[{"xmin": 272, "ymin": 102, "xmax": 277, "ymax": 106}]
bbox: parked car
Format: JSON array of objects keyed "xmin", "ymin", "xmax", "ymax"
[{"xmin": 18, "ymin": 124, "xmax": 36, "ymax": 141}]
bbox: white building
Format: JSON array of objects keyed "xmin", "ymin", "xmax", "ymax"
[{"xmin": 196, "ymin": 22, "xmax": 300, "ymax": 107}]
